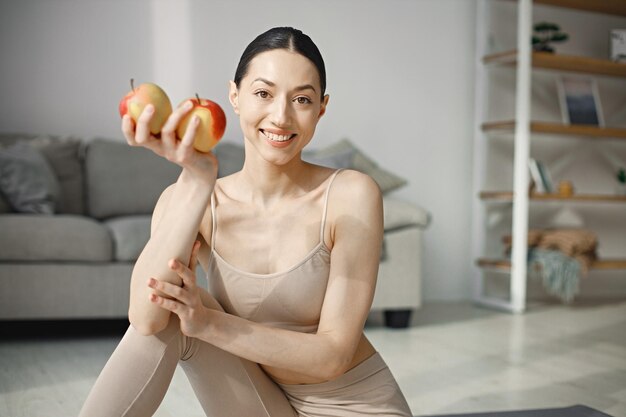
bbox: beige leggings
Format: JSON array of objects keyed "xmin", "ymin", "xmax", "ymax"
[{"xmin": 79, "ymin": 313, "xmax": 411, "ymax": 417}]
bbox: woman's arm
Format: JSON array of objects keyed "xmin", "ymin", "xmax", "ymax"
[
  {"xmin": 124, "ymin": 102, "xmax": 217, "ymax": 336},
  {"xmin": 152, "ymin": 170, "xmax": 383, "ymax": 380},
  {"xmin": 129, "ymin": 171, "xmax": 212, "ymax": 336}
]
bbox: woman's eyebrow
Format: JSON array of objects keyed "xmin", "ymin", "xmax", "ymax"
[{"xmin": 252, "ymin": 77, "xmax": 317, "ymax": 93}]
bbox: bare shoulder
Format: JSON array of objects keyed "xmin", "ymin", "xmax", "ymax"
[
  {"xmin": 331, "ymin": 169, "xmax": 382, "ymax": 211},
  {"xmin": 328, "ymin": 169, "xmax": 383, "ymax": 244}
]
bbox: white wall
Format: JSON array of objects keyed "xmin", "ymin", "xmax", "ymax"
[
  {"xmin": 0, "ymin": 1, "xmax": 155, "ymax": 137},
  {"xmin": 0, "ymin": 0, "xmax": 478, "ymax": 301}
]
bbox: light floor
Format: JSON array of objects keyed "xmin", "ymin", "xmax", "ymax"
[{"xmin": 0, "ymin": 300, "xmax": 625, "ymax": 417}]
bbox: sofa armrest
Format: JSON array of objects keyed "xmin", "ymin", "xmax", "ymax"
[{"xmin": 382, "ymin": 197, "xmax": 431, "ymax": 230}]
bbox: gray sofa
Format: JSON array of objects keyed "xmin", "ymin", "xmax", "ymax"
[{"xmin": 0, "ymin": 134, "xmax": 430, "ymax": 327}]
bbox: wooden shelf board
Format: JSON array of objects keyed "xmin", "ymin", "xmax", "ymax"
[
  {"xmin": 483, "ymin": 51, "xmax": 626, "ymax": 77},
  {"xmin": 480, "ymin": 191, "xmax": 626, "ymax": 202},
  {"xmin": 482, "ymin": 121, "xmax": 626, "ymax": 139},
  {"xmin": 534, "ymin": 0, "xmax": 626, "ymax": 17},
  {"xmin": 477, "ymin": 258, "xmax": 626, "ymax": 270}
]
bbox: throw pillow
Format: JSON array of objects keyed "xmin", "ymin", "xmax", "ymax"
[
  {"xmin": 30, "ymin": 136, "xmax": 85, "ymax": 215},
  {"xmin": 312, "ymin": 138, "xmax": 407, "ymax": 193},
  {"xmin": 302, "ymin": 147, "xmax": 355, "ymax": 169},
  {"xmin": 214, "ymin": 142, "xmax": 245, "ymax": 178},
  {"xmin": 0, "ymin": 133, "xmax": 40, "ymax": 149},
  {"xmin": 0, "ymin": 142, "xmax": 61, "ymax": 214},
  {"xmin": 0, "ymin": 134, "xmax": 86, "ymax": 214}
]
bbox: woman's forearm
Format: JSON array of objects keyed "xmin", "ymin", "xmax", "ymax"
[
  {"xmin": 198, "ymin": 309, "xmax": 352, "ymax": 381},
  {"xmin": 129, "ymin": 169, "xmax": 213, "ymax": 335}
]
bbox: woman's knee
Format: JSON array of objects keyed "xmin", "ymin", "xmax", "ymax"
[{"xmin": 125, "ymin": 314, "xmax": 191, "ymax": 361}]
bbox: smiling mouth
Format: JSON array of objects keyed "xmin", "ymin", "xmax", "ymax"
[{"xmin": 260, "ymin": 129, "xmax": 297, "ymax": 142}]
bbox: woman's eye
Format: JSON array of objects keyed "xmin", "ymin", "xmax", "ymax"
[
  {"xmin": 296, "ymin": 97, "xmax": 312, "ymax": 104},
  {"xmin": 255, "ymin": 91, "xmax": 269, "ymax": 99}
]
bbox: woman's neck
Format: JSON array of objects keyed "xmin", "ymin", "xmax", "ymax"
[{"xmin": 237, "ymin": 143, "xmax": 313, "ymax": 208}]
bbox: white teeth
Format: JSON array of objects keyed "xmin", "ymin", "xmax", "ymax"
[{"xmin": 262, "ymin": 130, "xmax": 293, "ymax": 142}]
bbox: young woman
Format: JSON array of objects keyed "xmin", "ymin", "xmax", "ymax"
[{"xmin": 79, "ymin": 26, "xmax": 412, "ymax": 417}]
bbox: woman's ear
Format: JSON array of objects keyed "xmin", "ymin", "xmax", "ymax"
[
  {"xmin": 318, "ymin": 94, "xmax": 329, "ymax": 119},
  {"xmin": 228, "ymin": 80, "xmax": 240, "ymax": 115}
]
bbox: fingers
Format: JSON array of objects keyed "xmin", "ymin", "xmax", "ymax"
[
  {"xmin": 134, "ymin": 104, "xmax": 155, "ymax": 144},
  {"xmin": 148, "ymin": 277, "xmax": 191, "ymax": 305},
  {"xmin": 160, "ymin": 100, "xmax": 195, "ymax": 155},
  {"xmin": 148, "ymin": 242, "xmax": 200, "ymax": 306},
  {"xmin": 179, "ymin": 115, "xmax": 200, "ymax": 150},
  {"xmin": 123, "ymin": 106, "xmax": 162, "ymax": 155},
  {"xmin": 169, "ymin": 256, "xmax": 197, "ymax": 287},
  {"xmin": 121, "ymin": 115, "xmax": 136, "ymax": 145},
  {"xmin": 149, "ymin": 292, "xmax": 182, "ymax": 312}
]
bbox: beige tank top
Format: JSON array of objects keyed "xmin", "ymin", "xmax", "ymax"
[{"xmin": 207, "ymin": 169, "xmax": 344, "ymax": 333}]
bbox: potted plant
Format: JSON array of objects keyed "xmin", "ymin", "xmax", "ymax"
[
  {"xmin": 617, "ymin": 168, "xmax": 626, "ymax": 195},
  {"xmin": 532, "ymin": 22, "xmax": 569, "ymax": 53}
]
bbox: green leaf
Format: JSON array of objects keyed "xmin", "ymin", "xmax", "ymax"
[{"xmin": 534, "ymin": 22, "xmax": 560, "ymax": 32}]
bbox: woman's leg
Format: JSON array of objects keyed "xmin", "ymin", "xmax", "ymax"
[
  {"xmin": 79, "ymin": 294, "xmax": 296, "ymax": 417},
  {"xmin": 78, "ymin": 314, "xmax": 186, "ymax": 417},
  {"xmin": 179, "ymin": 316, "xmax": 298, "ymax": 417}
]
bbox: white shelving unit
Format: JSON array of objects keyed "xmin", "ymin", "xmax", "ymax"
[{"xmin": 471, "ymin": 0, "xmax": 626, "ymax": 313}]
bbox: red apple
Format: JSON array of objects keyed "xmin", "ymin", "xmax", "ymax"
[
  {"xmin": 176, "ymin": 94, "xmax": 226, "ymax": 152},
  {"xmin": 119, "ymin": 79, "xmax": 173, "ymax": 135}
]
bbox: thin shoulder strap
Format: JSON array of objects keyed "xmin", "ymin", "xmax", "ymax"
[
  {"xmin": 320, "ymin": 169, "xmax": 344, "ymax": 242},
  {"xmin": 210, "ymin": 191, "xmax": 217, "ymax": 248}
]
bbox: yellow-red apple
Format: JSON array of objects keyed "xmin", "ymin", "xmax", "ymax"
[
  {"xmin": 119, "ymin": 79, "xmax": 173, "ymax": 135},
  {"xmin": 176, "ymin": 94, "xmax": 226, "ymax": 153}
]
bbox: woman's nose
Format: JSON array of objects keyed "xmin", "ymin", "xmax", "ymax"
[{"xmin": 269, "ymin": 97, "xmax": 292, "ymax": 126}]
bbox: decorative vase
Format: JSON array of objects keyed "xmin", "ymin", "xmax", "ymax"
[{"xmin": 558, "ymin": 180, "xmax": 574, "ymax": 197}]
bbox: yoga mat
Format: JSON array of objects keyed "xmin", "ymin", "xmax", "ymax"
[{"xmin": 418, "ymin": 405, "xmax": 612, "ymax": 417}]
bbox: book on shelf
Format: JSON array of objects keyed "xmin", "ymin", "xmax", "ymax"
[
  {"xmin": 528, "ymin": 158, "xmax": 554, "ymax": 194},
  {"xmin": 537, "ymin": 160, "xmax": 554, "ymax": 193}
]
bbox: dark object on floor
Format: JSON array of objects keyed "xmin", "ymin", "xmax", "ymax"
[
  {"xmin": 385, "ymin": 309, "xmax": 413, "ymax": 329},
  {"xmin": 0, "ymin": 319, "xmax": 130, "ymax": 340},
  {"xmin": 418, "ymin": 404, "xmax": 612, "ymax": 417},
  {"xmin": 384, "ymin": 309, "xmax": 412, "ymax": 328}
]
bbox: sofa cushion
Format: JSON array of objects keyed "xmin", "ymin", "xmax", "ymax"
[
  {"xmin": 383, "ymin": 198, "xmax": 431, "ymax": 230},
  {"xmin": 104, "ymin": 215, "xmax": 151, "ymax": 261},
  {"xmin": 0, "ymin": 214, "xmax": 112, "ymax": 262},
  {"xmin": 0, "ymin": 134, "xmax": 86, "ymax": 215},
  {"xmin": 85, "ymin": 138, "xmax": 182, "ymax": 219},
  {"xmin": 0, "ymin": 142, "xmax": 61, "ymax": 214}
]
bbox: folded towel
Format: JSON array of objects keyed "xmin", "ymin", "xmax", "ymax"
[
  {"xmin": 528, "ymin": 249, "xmax": 581, "ymax": 303},
  {"xmin": 502, "ymin": 228, "xmax": 598, "ymax": 276},
  {"xmin": 503, "ymin": 228, "xmax": 599, "ymax": 302}
]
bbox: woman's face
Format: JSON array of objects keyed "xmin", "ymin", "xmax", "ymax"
[{"xmin": 229, "ymin": 48, "xmax": 329, "ymax": 165}]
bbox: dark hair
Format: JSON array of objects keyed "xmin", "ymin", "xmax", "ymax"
[{"xmin": 234, "ymin": 27, "xmax": 326, "ymax": 99}]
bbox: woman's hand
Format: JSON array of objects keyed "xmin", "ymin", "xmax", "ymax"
[
  {"xmin": 147, "ymin": 240, "xmax": 209, "ymax": 338},
  {"xmin": 122, "ymin": 101, "xmax": 218, "ymax": 185}
]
